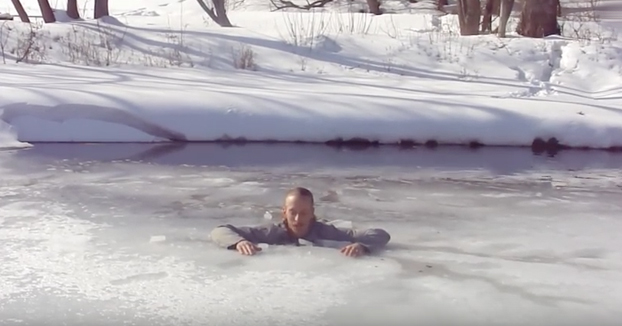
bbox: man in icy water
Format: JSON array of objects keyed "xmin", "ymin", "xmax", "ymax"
[{"xmin": 210, "ymin": 187, "xmax": 391, "ymax": 257}]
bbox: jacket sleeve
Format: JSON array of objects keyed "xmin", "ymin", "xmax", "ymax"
[
  {"xmin": 319, "ymin": 224, "xmax": 391, "ymax": 252},
  {"xmin": 210, "ymin": 224, "xmax": 281, "ymax": 249}
]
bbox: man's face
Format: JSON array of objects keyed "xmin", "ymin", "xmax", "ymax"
[{"xmin": 282, "ymin": 194, "xmax": 315, "ymax": 237}]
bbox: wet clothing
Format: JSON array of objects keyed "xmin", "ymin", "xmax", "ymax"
[{"xmin": 210, "ymin": 219, "xmax": 390, "ymax": 252}]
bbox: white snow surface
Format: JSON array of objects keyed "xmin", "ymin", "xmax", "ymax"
[
  {"xmin": 0, "ymin": 0, "xmax": 622, "ymax": 147},
  {"xmin": 1, "ymin": 144, "xmax": 622, "ymax": 325},
  {"xmin": 0, "ymin": 119, "xmax": 30, "ymax": 149}
]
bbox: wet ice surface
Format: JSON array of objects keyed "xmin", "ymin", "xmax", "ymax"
[{"xmin": 1, "ymin": 144, "xmax": 622, "ymax": 326}]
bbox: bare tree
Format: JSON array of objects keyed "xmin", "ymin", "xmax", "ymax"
[
  {"xmin": 366, "ymin": 0, "xmax": 382, "ymax": 15},
  {"xmin": 270, "ymin": 0, "xmax": 381, "ymax": 15},
  {"xmin": 481, "ymin": 0, "xmax": 498, "ymax": 33},
  {"xmin": 436, "ymin": 0, "xmax": 448, "ymax": 11},
  {"xmin": 479, "ymin": 0, "xmax": 515, "ymax": 37},
  {"xmin": 94, "ymin": 0, "xmax": 109, "ymax": 19},
  {"xmin": 269, "ymin": 0, "xmax": 333, "ymax": 10},
  {"xmin": 457, "ymin": 0, "xmax": 481, "ymax": 35},
  {"xmin": 37, "ymin": 0, "xmax": 56, "ymax": 23},
  {"xmin": 497, "ymin": 0, "xmax": 514, "ymax": 37},
  {"xmin": 516, "ymin": 0, "xmax": 560, "ymax": 37},
  {"xmin": 196, "ymin": 0, "xmax": 233, "ymax": 27},
  {"xmin": 67, "ymin": 0, "xmax": 80, "ymax": 19},
  {"xmin": 11, "ymin": 0, "xmax": 30, "ymax": 23}
]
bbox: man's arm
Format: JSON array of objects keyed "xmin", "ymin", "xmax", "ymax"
[
  {"xmin": 210, "ymin": 224, "xmax": 281, "ymax": 249},
  {"xmin": 319, "ymin": 223, "xmax": 391, "ymax": 252}
]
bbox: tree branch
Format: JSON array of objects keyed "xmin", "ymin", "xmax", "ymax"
[{"xmin": 269, "ymin": 0, "xmax": 334, "ymax": 11}]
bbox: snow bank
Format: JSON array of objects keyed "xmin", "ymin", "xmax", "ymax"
[
  {"xmin": 0, "ymin": 118, "xmax": 31, "ymax": 150},
  {"xmin": 1, "ymin": 0, "xmax": 621, "ymax": 150},
  {"xmin": 2, "ymin": 62, "xmax": 622, "ymax": 149}
]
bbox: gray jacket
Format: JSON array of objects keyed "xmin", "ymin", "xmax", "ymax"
[{"xmin": 210, "ymin": 219, "xmax": 391, "ymax": 252}]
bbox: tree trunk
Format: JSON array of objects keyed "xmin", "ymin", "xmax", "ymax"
[
  {"xmin": 516, "ymin": 0, "xmax": 560, "ymax": 38},
  {"xmin": 437, "ymin": 0, "xmax": 448, "ymax": 11},
  {"xmin": 213, "ymin": 0, "xmax": 233, "ymax": 26},
  {"xmin": 481, "ymin": 0, "xmax": 500, "ymax": 33},
  {"xmin": 366, "ymin": 0, "xmax": 382, "ymax": 15},
  {"xmin": 37, "ymin": 0, "xmax": 56, "ymax": 23},
  {"xmin": 497, "ymin": 0, "xmax": 514, "ymax": 37},
  {"xmin": 196, "ymin": 0, "xmax": 233, "ymax": 27},
  {"xmin": 94, "ymin": 0, "xmax": 109, "ymax": 19},
  {"xmin": 67, "ymin": 0, "xmax": 80, "ymax": 19},
  {"xmin": 457, "ymin": 0, "xmax": 481, "ymax": 36},
  {"xmin": 11, "ymin": 0, "xmax": 30, "ymax": 23}
]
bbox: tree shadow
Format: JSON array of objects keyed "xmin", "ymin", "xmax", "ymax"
[
  {"xmin": 3, "ymin": 65, "xmax": 621, "ymax": 147},
  {"xmin": 71, "ymin": 19, "xmax": 529, "ymax": 88}
]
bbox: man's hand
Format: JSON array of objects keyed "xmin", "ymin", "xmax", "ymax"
[
  {"xmin": 340, "ymin": 243, "xmax": 368, "ymax": 257},
  {"xmin": 235, "ymin": 240, "xmax": 262, "ymax": 256}
]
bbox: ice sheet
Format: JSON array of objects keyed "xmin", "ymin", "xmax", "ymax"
[{"xmin": 1, "ymin": 145, "xmax": 621, "ymax": 325}]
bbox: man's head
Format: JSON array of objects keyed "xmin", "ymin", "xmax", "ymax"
[{"xmin": 282, "ymin": 187, "xmax": 315, "ymax": 237}]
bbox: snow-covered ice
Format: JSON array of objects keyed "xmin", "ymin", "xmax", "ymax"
[
  {"xmin": 1, "ymin": 144, "xmax": 622, "ymax": 325},
  {"xmin": 0, "ymin": 0, "xmax": 621, "ymax": 148}
]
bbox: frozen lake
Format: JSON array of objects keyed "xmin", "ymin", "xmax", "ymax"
[{"xmin": 1, "ymin": 144, "xmax": 622, "ymax": 326}]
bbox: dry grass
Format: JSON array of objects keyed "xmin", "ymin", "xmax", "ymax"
[
  {"xmin": 560, "ymin": 0, "xmax": 617, "ymax": 43},
  {"xmin": 13, "ymin": 21, "xmax": 48, "ymax": 64},
  {"xmin": 56, "ymin": 21, "xmax": 126, "ymax": 66},
  {"xmin": 232, "ymin": 43, "xmax": 257, "ymax": 70},
  {"xmin": 0, "ymin": 21, "xmax": 10, "ymax": 64}
]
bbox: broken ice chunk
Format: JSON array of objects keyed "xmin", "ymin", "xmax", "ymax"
[{"xmin": 150, "ymin": 235, "xmax": 166, "ymax": 243}]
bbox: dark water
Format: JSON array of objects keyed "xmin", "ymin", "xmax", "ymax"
[{"xmin": 6, "ymin": 143, "xmax": 622, "ymax": 174}]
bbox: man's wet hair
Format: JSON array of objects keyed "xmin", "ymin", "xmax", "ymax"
[{"xmin": 285, "ymin": 187, "xmax": 314, "ymax": 205}]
